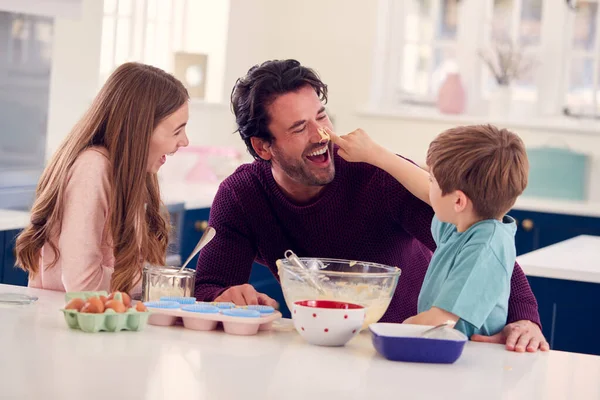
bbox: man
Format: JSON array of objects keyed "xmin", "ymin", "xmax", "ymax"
[{"xmin": 195, "ymin": 59, "xmax": 549, "ymax": 352}]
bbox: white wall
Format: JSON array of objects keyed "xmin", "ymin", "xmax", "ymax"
[
  {"xmin": 45, "ymin": 0, "xmax": 103, "ymax": 158},
  {"xmin": 185, "ymin": 0, "xmax": 230, "ymax": 103}
]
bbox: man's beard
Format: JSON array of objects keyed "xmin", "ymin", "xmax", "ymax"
[{"xmin": 271, "ymin": 144, "xmax": 335, "ymax": 186}]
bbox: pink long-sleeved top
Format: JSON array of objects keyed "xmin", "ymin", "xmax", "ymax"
[{"xmin": 28, "ymin": 147, "xmax": 141, "ymax": 294}]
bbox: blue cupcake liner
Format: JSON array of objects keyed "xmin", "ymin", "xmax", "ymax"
[
  {"xmin": 143, "ymin": 301, "xmax": 181, "ymax": 309},
  {"xmin": 160, "ymin": 296, "xmax": 196, "ymax": 305},
  {"xmin": 242, "ymin": 305, "xmax": 275, "ymax": 314},
  {"xmin": 222, "ymin": 308, "xmax": 261, "ymax": 318},
  {"xmin": 210, "ymin": 302, "xmax": 236, "ymax": 309},
  {"xmin": 181, "ymin": 304, "xmax": 220, "ymax": 314}
]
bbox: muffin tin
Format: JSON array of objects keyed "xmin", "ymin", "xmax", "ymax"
[{"xmin": 145, "ymin": 298, "xmax": 282, "ymax": 336}]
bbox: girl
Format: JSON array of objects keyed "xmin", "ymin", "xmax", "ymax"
[{"xmin": 15, "ymin": 62, "xmax": 189, "ymax": 295}]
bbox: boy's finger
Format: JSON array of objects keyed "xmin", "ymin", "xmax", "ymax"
[
  {"xmin": 323, "ymin": 127, "xmax": 338, "ymax": 139},
  {"xmin": 326, "ymin": 129, "xmax": 342, "ymax": 143},
  {"xmin": 337, "ymin": 148, "xmax": 350, "ymax": 160}
]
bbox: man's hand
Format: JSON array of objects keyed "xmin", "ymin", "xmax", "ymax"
[
  {"xmin": 214, "ymin": 284, "xmax": 278, "ymax": 308},
  {"xmin": 471, "ymin": 320, "xmax": 550, "ymax": 352}
]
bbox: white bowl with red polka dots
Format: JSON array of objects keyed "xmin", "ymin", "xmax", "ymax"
[{"xmin": 292, "ymin": 300, "xmax": 366, "ymax": 346}]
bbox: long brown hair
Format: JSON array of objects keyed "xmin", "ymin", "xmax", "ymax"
[{"xmin": 15, "ymin": 62, "xmax": 189, "ymax": 293}]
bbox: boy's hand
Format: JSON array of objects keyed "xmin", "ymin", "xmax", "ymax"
[{"xmin": 327, "ymin": 128, "xmax": 383, "ymax": 164}]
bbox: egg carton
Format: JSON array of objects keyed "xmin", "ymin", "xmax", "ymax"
[
  {"xmin": 145, "ymin": 298, "xmax": 282, "ymax": 336},
  {"xmin": 60, "ymin": 291, "xmax": 150, "ymax": 333},
  {"xmin": 61, "ymin": 308, "xmax": 151, "ymax": 333}
]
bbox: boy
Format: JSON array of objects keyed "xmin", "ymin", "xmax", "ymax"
[{"xmin": 329, "ymin": 124, "xmax": 528, "ymax": 337}]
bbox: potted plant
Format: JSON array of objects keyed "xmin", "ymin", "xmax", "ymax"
[{"xmin": 478, "ymin": 39, "xmax": 535, "ymax": 117}]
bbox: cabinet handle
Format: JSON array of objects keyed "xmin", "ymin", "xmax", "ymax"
[
  {"xmin": 194, "ymin": 220, "xmax": 208, "ymax": 232},
  {"xmin": 522, "ymin": 219, "xmax": 534, "ymax": 232}
]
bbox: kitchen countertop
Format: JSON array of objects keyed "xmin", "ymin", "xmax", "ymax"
[
  {"xmin": 513, "ymin": 196, "xmax": 600, "ymax": 218},
  {"xmin": 517, "ymin": 235, "xmax": 600, "ymax": 284},
  {"xmin": 1, "ymin": 284, "xmax": 600, "ymax": 400},
  {"xmin": 0, "ymin": 209, "xmax": 31, "ymax": 231}
]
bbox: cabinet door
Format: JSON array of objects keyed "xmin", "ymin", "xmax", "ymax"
[
  {"xmin": 528, "ymin": 276, "xmax": 600, "ymax": 356},
  {"xmin": 508, "ymin": 210, "xmax": 537, "ymax": 255},
  {"xmin": 538, "ymin": 213, "xmax": 600, "ymax": 249},
  {"xmin": 180, "ymin": 208, "xmax": 211, "ymax": 270},
  {"xmin": 3, "ymin": 229, "xmax": 28, "ymax": 286},
  {"xmin": 509, "ymin": 209, "xmax": 600, "ymax": 255},
  {"xmin": 526, "ymin": 276, "xmax": 556, "ymax": 349}
]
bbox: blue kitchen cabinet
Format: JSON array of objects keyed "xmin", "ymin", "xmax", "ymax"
[
  {"xmin": 248, "ymin": 262, "xmax": 290, "ymax": 318},
  {"xmin": 510, "ymin": 209, "xmax": 600, "ymax": 256},
  {"xmin": 181, "ymin": 208, "xmax": 290, "ymax": 317},
  {"xmin": 180, "ymin": 207, "xmax": 211, "ymax": 270},
  {"xmin": 3, "ymin": 229, "xmax": 27, "ymax": 286},
  {"xmin": 528, "ymin": 276, "xmax": 600, "ymax": 356}
]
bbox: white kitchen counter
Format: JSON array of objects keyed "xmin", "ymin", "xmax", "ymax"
[
  {"xmin": 1, "ymin": 284, "xmax": 599, "ymax": 400},
  {"xmin": 0, "ymin": 209, "xmax": 31, "ymax": 231},
  {"xmin": 513, "ymin": 197, "xmax": 600, "ymax": 218},
  {"xmin": 517, "ymin": 235, "xmax": 600, "ymax": 284}
]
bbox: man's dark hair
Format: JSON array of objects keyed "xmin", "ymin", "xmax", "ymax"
[{"xmin": 230, "ymin": 59, "xmax": 328, "ymax": 160}]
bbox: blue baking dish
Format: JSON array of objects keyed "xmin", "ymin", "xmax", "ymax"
[{"xmin": 369, "ymin": 323, "xmax": 468, "ymax": 364}]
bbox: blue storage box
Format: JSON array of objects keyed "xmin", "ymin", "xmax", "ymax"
[{"xmin": 523, "ymin": 146, "xmax": 590, "ymax": 201}]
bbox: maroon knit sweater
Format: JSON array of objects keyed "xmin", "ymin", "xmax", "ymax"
[{"xmin": 194, "ymin": 150, "xmax": 541, "ymax": 326}]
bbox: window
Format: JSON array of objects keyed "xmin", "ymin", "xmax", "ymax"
[
  {"xmin": 565, "ymin": 0, "xmax": 600, "ymax": 117},
  {"xmin": 374, "ymin": 0, "xmax": 595, "ymax": 119},
  {"xmin": 99, "ymin": 0, "xmax": 230, "ymax": 103},
  {"xmin": 100, "ymin": 0, "xmax": 188, "ymax": 84},
  {"xmin": 485, "ymin": 0, "xmax": 543, "ymax": 103},
  {"xmin": 397, "ymin": 0, "xmax": 460, "ymax": 102}
]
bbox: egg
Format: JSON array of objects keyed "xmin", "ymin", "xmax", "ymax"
[
  {"xmin": 107, "ymin": 291, "xmax": 131, "ymax": 307},
  {"xmin": 121, "ymin": 293, "xmax": 131, "ymax": 308},
  {"xmin": 104, "ymin": 300, "xmax": 126, "ymax": 313},
  {"xmin": 135, "ymin": 302, "xmax": 147, "ymax": 312},
  {"xmin": 65, "ymin": 298, "xmax": 85, "ymax": 311},
  {"xmin": 99, "ymin": 295, "xmax": 108, "ymax": 304},
  {"xmin": 81, "ymin": 297, "xmax": 104, "ymax": 313}
]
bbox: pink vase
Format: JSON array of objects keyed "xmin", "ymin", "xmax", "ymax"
[{"xmin": 437, "ymin": 73, "xmax": 466, "ymax": 114}]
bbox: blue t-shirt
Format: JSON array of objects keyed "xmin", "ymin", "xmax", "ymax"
[{"xmin": 417, "ymin": 215, "xmax": 517, "ymax": 337}]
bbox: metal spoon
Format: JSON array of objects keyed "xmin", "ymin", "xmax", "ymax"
[
  {"xmin": 421, "ymin": 320, "xmax": 456, "ymax": 338},
  {"xmin": 283, "ymin": 250, "xmax": 326, "ymax": 295},
  {"xmin": 178, "ymin": 226, "xmax": 216, "ymax": 272}
]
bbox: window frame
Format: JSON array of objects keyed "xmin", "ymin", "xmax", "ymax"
[
  {"xmin": 99, "ymin": 0, "xmax": 188, "ymax": 86},
  {"xmin": 371, "ymin": 0, "xmax": 597, "ymax": 121}
]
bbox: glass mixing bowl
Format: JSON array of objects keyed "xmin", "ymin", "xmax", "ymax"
[{"xmin": 277, "ymin": 258, "xmax": 401, "ymax": 329}]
